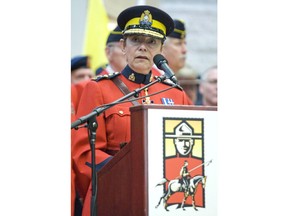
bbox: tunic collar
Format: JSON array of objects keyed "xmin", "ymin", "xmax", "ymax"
[{"xmin": 121, "ymin": 65, "xmax": 152, "ymax": 84}]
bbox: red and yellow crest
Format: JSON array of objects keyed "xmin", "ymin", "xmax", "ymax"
[{"xmin": 159, "ymin": 118, "xmax": 206, "ymax": 209}]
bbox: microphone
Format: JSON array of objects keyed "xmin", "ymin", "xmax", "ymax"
[{"xmin": 153, "ymin": 54, "xmax": 178, "ymax": 84}]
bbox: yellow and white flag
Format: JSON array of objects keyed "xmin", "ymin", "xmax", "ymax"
[{"xmin": 83, "ymin": 0, "xmax": 109, "ymax": 71}]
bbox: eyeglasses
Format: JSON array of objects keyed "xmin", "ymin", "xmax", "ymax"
[{"xmin": 126, "ymin": 36, "xmax": 162, "ymax": 49}]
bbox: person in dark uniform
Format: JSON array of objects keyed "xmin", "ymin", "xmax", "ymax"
[
  {"xmin": 95, "ymin": 26, "xmax": 127, "ymax": 75},
  {"xmin": 152, "ymin": 19, "xmax": 187, "ymax": 75},
  {"xmin": 71, "ymin": 56, "xmax": 93, "ymax": 84},
  {"xmin": 162, "ymin": 19, "xmax": 187, "ymax": 76},
  {"xmin": 152, "ymin": 19, "xmax": 194, "ymax": 103},
  {"xmin": 71, "ymin": 5, "xmax": 193, "ymax": 215}
]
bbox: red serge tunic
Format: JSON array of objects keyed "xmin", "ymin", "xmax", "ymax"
[{"xmin": 71, "ymin": 65, "xmax": 192, "ymax": 201}]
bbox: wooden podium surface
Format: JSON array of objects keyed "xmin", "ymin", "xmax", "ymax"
[{"xmin": 96, "ymin": 105, "xmax": 217, "ymax": 216}]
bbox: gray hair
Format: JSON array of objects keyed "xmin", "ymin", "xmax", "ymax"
[{"xmin": 200, "ymin": 65, "xmax": 217, "ymax": 81}]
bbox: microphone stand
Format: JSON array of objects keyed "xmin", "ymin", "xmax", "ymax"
[
  {"xmin": 87, "ymin": 115, "xmax": 97, "ymax": 216},
  {"xmin": 71, "ymin": 74, "xmax": 167, "ymax": 216}
]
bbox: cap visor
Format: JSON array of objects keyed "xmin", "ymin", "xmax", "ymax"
[{"xmin": 124, "ymin": 28, "xmax": 164, "ymax": 39}]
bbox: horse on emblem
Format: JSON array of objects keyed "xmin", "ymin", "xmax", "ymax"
[{"xmin": 155, "ymin": 175, "xmax": 206, "ymax": 211}]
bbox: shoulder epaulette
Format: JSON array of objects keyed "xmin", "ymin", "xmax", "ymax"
[
  {"xmin": 92, "ymin": 72, "xmax": 121, "ymax": 82},
  {"xmin": 154, "ymin": 76, "xmax": 183, "ymax": 91},
  {"xmin": 95, "ymin": 64, "xmax": 107, "ymax": 75}
]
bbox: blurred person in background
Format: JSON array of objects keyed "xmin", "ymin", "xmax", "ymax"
[
  {"xmin": 95, "ymin": 26, "xmax": 127, "ymax": 75},
  {"xmin": 177, "ymin": 64, "xmax": 199, "ymax": 103},
  {"xmin": 177, "ymin": 76, "xmax": 198, "ymax": 103},
  {"xmin": 153, "ymin": 19, "xmax": 194, "ymax": 103},
  {"xmin": 196, "ymin": 65, "xmax": 217, "ymax": 106},
  {"xmin": 154, "ymin": 18, "xmax": 196, "ymax": 104},
  {"xmin": 162, "ymin": 19, "xmax": 187, "ymax": 76},
  {"xmin": 71, "ymin": 55, "xmax": 94, "ymax": 216},
  {"xmin": 71, "ymin": 56, "xmax": 94, "ymax": 117},
  {"xmin": 71, "ymin": 56, "xmax": 94, "ymax": 84}
]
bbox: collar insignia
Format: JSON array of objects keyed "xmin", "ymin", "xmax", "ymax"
[{"xmin": 128, "ymin": 72, "xmax": 135, "ymax": 81}]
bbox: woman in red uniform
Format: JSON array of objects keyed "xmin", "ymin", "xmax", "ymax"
[{"xmin": 71, "ymin": 5, "xmax": 193, "ymax": 215}]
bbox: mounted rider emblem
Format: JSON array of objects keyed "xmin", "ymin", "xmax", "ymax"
[{"xmin": 155, "ymin": 118, "xmax": 212, "ymax": 212}]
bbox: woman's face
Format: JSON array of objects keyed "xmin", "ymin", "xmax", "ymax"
[{"xmin": 121, "ymin": 35, "xmax": 162, "ymax": 74}]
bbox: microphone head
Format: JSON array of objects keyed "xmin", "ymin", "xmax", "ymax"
[{"xmin": 153, "ymin": 54, "xmax": 168, "ymax": 69}]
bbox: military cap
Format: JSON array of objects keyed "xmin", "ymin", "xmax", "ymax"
[
  {"xmin": 117, "ymin": 5, "xmax": 174, "ymax": 39},
  {"xmin": 165, "ymin": 122, "xmax": 202, "ymax": 139},
  {"xmin": 71, "ymin": 56, "xmax": 90, "ymax": 72},
  {"xmin": 106, "ymin": 26, "xmax": 123, "ymax": 45},
  {"xmin": 168, "ymin": 19, "xmax": 186, "ymax": 39}
]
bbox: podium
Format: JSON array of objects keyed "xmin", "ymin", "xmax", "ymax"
[{"xmin": 96, "ymin": 105, "xmax": 217, "ymax": 216}]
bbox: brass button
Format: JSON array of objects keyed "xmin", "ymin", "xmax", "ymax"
[{"xmin": 119, "ymin": 110, "xmax": 124, "ymax": 115}]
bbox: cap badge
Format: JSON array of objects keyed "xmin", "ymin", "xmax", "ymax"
[
  {"xmin": 128, "ymin": 73, "xmax": 135, "ymax": 81},
  {"xmin": 140, "ymin": 10, "xmax": 152, "ymax": 27}
]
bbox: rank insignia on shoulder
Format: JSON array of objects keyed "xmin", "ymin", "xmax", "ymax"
[
  {"xmin": 161, "ymin": 98, "xmax": 175, "ymax": 105},
  {"xmin": 92, "ymin": 72, "xmax": 120, "ymax": 82}
]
